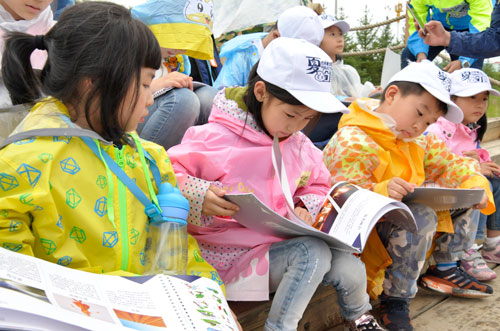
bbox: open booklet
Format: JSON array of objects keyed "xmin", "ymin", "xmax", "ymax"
[
  {"xmin": 0, "ymin": 247, "xmax": 239, "ymax": 331},
  {"xmin": 226, "ymin": 181, "xmax": 416, "ymax": 253},
  {"xmin": 403, "ymin": 186, "xmax": 484, "ymax": 211}
]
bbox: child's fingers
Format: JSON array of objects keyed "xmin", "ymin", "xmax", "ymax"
[
  {"xmin": 168, "ymin": 81, "xmax": 183, "ymax": 88},
  {"xmin": 206, "ymin": 187, "xmax": 240, "ymax": 211},
  {"xmin": 207, "ymin": 204, "xmax": 238, "ymax": 217},
  {"xmin": 215, "ymin": 196, "xmax": 240, "ymax": 211},
  {"xmin": 473, "ymin": 193, "xmax": 488, "ymax": 210},
  {"xmin": 392, "ymin": 177, "xmax": 415, "ymax": 193},
  {"xmin": 186, "ymin": 77, "xmax": 194, "ymax": 90},
  {"xmin": 209, "ymin": 185, "xmax": 227, "ymax": 197}
]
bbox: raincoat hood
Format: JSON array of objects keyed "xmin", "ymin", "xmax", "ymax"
[{"xmin": 210, "ymin": 87, "xmax": 275, "ymax": 145}]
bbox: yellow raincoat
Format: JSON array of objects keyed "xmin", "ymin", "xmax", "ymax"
[
  {"xmin": 323, "ymin": 99, "xmax": 494, "ymax": 299},
  {"xmin": 0, "ymin": 98, "xmax": 222, "ymax": 285}
]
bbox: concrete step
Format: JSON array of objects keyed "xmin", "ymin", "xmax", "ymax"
[{"xmin": 412, "ymin": 264, "xmax": 500, "ymax": 330}]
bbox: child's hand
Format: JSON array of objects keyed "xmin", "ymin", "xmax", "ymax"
[
  {"xmin": 472, "ymin": 186, "xmax": 489, "ymax": 210},
  {"xmin": 462, "ymin": 150, "xmax": 480, "ymax": 161},
  {"xmin": 387, "ymin": 177, "xmax": 416, "ymax": 201},
  {"xmin": 444, "ymin": 60, "xmax": 462, "ymax": 73},
  {"xmin": 202, "ymin": 185, "xmax": 240, "ymax": 217},
  {"xmin": 152, "ymin": 71, "xmax": 193, "ymax": 91},
  {"xmin": 294, "ymin": 206, "xmax": 313, "ymax": 225},
  {"xmin": 480, "ymin": 162, "xmax": 500, "ymax": 177}
]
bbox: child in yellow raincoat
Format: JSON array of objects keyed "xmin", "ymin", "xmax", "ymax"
[{"xmin": 0, "ymin": 1, "xmax": 221, "ymax": 284}]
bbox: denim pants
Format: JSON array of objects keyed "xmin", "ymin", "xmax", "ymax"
[
  {"xmin": 137, "ymin": 85, "xmax": 217, "ymax": 150},
  {"xmin": 477, "ymin": 176, "xmax": 500, "ymax": 239},
  {"xmin": 265, "ymin": 236, "xmax": 371, "ymax": 331},
  {"xmin": 377, "ymin": 203, "xmax": 478, "ymax": 298}
]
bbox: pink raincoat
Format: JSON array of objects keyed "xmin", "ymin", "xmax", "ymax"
[
  {"xmin": 168, "ymin": 87, "xmax": 331, "ymax": 301},
  {"xmin": 427, "ymin": 117, "xmax": 491, "ymax": 162}
]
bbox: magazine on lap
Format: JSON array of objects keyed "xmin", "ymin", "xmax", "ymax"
[
  {"xmin": 226, "ymin": 181, "xmax": 415, "ymax": 253},
  {"xmin": 0, "ymin": 247, "xmax": 239, "ymax": 331}
]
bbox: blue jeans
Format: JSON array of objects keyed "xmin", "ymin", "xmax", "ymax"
[
  {"xmin": 137, "ymin": 85, "xmax": 217, "ymax": 150},
  {"xmin": 265, "ymin": 236, "xmax": 371, "ymax": 331},
  {"xmin": 477, "ymin": 176, "xmax": 500, "ymax": 239}
]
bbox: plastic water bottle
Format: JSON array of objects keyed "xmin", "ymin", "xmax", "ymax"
[{"xmin": 143, "ymin": 182, "xmax": 189, "ymax": 275}]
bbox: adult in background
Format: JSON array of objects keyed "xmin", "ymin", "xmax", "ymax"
[
  {"xmin": 401, "ymin": 0, "xmax": 494, "ymax": 72},
  {"xmin": 419, "ymin": 1, "xmax": 500, "ymax": 59}
]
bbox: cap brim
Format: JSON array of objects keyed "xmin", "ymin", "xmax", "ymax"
[
  {"xmin": 321, "ymin": 21, "xmax": 350, "ymax": 34},
  {"xmin": 454, "ymin": 86, "xmax": 500, "ymax": 97},
  {"xmin": 288, "ymin": 90, "xmax": 349, "ymax": 114},
  {"xmin": 423, "ymin": 84, "xmax": 463, "ymax": 123}
]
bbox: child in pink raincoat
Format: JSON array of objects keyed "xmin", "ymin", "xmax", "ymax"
[{"xmin": 168, "ymin": 37, "xmax": 383, "ymax": 331}]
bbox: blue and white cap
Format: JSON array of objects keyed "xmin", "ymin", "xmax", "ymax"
[
  {"xmin": 388, "ymin": 60, "xmax": 463, "ymax": 123},
  {"xmin": 319, "ymin": 14, "xmax": 350, "ymax": 34},
  {"xmin": 257, "ymin": 37, "xmax": 348, "ymax": 114},
  {"xmin": 450, "ymin": 68, "xmax": 500, "ymax": 97}
]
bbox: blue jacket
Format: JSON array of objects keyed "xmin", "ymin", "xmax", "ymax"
[
  {"xmin": 448, "ymin": 1, "xmax": 500, "ymax": 58},
  {"xmin": 407, "ymin": 0, "xmax": 494, "ymax": 66},
  {"xmin": 213, "ymin": 32, "xmax": 267, "ymax": 90}
]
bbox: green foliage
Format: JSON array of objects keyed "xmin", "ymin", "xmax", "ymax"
[{"xmin": 342, "ymin": 5, "xmax": 397, "ymax": 85}]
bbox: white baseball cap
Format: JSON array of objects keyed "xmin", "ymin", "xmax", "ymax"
[
  {"xmin": 257, "ymin": 37, "xmax": 348, "ymax": 114},
  {"xmin": 319, "ymin": 14, "xmax": 350, "ymax": 34},
  {"xmin": 388, "ymin": 60, "xmax": 463, "ymax": 123},
  {"xmin": 277, "ymin": 6, "xmax": 324, "ymax": 46},
  {"xmin": 450, "ymin": 68, "xmax": 500, "ymax": 97}
]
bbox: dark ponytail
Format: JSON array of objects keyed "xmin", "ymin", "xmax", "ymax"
[
  {"xmin": 2, "ymin": 32, "xmax": 43, "ymax": 105},
  {"xmin": 1, "ymin": 1, "xmax": 161, "ymax": 146},
  {"xmin": 476, "ymin": 114, "xmax": 487, "ymax": 143}
]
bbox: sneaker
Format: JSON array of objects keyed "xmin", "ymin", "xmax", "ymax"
[
  {"xmin": 345, "ymin": 313, "xmax": 385, "ymax": 331},
  {"xmin": 379, "ymin": 294, "xmax": 413, "ymax": 331},
  {"xmin": 461, "ymin": 248, "xmax": 497, "ymax": 281},
  {"xmin": 419, "ymin": 265, "xmax": 493, "ymax": 298},
  {"xmin": 482, "ymin": 240, "xmax": 500, "ymax": 264}
]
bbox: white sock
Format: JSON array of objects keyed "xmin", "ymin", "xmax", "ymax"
[{"xmin": 484, "ymin": 235, "xmax": 500, "ymax": 248}]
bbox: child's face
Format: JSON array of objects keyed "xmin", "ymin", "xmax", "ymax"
[
  {"xmin": 380, "ymin": 86, "xmax": 444, "ymax": 139},
  {"xmin": 0, "ymin": 0, "xmax": 53, "ymax": 21},
  {"xmin": 260, "ymin": 93, "xmax": 317, "ymax": 140},
  {"xmin": 119, "ymin": 67, "xmax": 156, "ymax": 132},
  {"xmin": 454, "ymin": 91, "xmax": 489, "ymax": 125},
  {"xmin": 319, "ymin": 25, "xmax": 344, "ymax": 60}
]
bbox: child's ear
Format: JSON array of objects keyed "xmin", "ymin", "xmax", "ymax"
[
  {"xmin": 383, "ymin": 85, "xmax": 399, "ymax": 105},
  {"xmin": 254, "ymin": 81, "xmax": 267, "ymax": 102}
]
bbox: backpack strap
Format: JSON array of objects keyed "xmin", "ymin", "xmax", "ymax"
[
  {"xmin": 0, "ymin": 128, "xmax": 104, "ymax": 150},
  {"xmin": 81, "ymin": 136, "xmax": 163, "ymax": 222},
  {"xmin": 2, "ymin": 127, "xmax": 164, "ymax": 222}
]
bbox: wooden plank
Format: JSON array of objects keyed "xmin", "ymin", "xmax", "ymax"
[{"xmin": 230, "ymin": 285, "xmax": 345, "ymax": 331}]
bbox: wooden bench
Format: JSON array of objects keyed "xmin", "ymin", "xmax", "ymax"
[
  {"xmin": 230, "ymin": 285, "xmax": 345, "ymax": 330},
  {"xmin": 482, "ymin": 117, "xmax": 500, "ymax": 163}
]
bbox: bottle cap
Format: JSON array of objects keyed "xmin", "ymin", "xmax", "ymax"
[{"xmin": 154, "ymin": 183, "xmax": 189, "ymax": 224}]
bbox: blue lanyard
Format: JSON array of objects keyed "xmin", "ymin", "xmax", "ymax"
[{"xmin": 81, "ymin": 136, "xmax": 163, "ymax": 222}]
